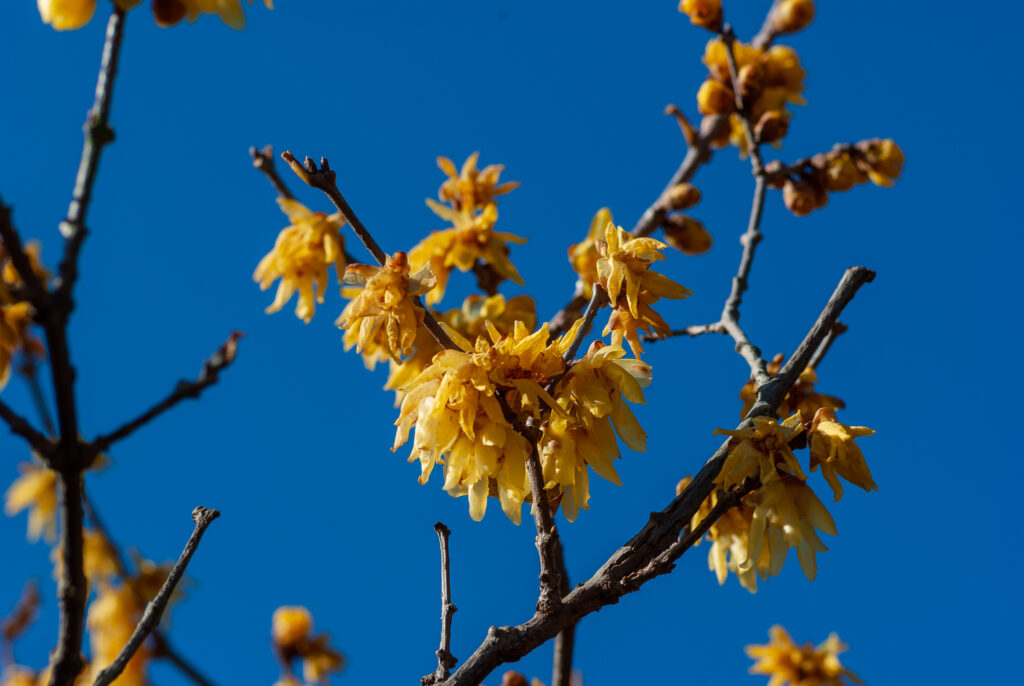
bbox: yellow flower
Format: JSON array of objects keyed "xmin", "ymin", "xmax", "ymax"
[
  {"xmin": 823, "ymin": 152, "xmax": 865, "ymax": 192},
  {"xmin": 596, "ymin": 222, "xmax": 691, "ymax": 357},
  {"xmin": 337, "ymin": 252, "xmax": 436, "ymax": 363},
  {"xmin": 747, "ymin": 626, "xmax": 862, "ymax": 686},
  {"xmin": 436, "ymin": 152, "xmax": 520, "ymax": 211},
  {"xmin": 743, "ymin": 475, "xmax": 837, "ymax": 582},
  {"xmin": 87, "ymin": 583, "xmax": 148, "ymax": 686},
  {"xmin": 273, "ymin": 606, "xmax": 313, "ymax": 649},
  {"xmin": 692, "ymin": 489, "xmax": 766, "ymax": 592},
  {"xmin": 713, "ymin": 414, "xmax": 805, "ymax": 489},
  {"xmin": 152, "ymin": 0, "xmax": 271, "ymax": 29},
  {"xmin": 697, "ymin": 79, "xmax": 735, "ymax": 116},
  {"xmin": 770, "ymin": 0, "xmax": 816, "ymax": 36},
  {"xmin": 858, "ymin": 138, "xmax": 904, "ymax": 187},
  {"xmin": 678, "ymin": 0, "xmax": 721, "ymax": 29},
  {"xmin": 409, "ymin": 201, "xmax": 526, "ymax": 306},
  {"xmin": 393, "ymin": 320, "xmax": 584, "ymax": 523},
  {"xmin": 739, "ymin": 354, "xmax": 844, "ymax": 421},
  {"xmin": 808, "ymin": 408, "xmax": 876, "ymax": 502},
  {"xmin": 37, "ymin": 0, "xmax": 95, "ymax": 30},
  {"xmin": 540, "ymin": 341, "xmax": 651, "ymax": 521},
  {"xmin": 4, "ymin": 461, "xmax": 57, "ymax": 543},
  {"xmin": 271, "ymin": 606, "xmax": 344, "ymax": 684},
  {"xmin": 254, "ymin": 198, "xmax": 346, "ymax": 323},
  {"xmin": 568, "ymin": 208, "xmax": 612, "ymax": 299}
]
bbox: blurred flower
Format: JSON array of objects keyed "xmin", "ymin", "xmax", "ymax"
[
  {"xmin": 4, "ymin": 460, "xmax": 57, "ymax": 543},
  {"xmin": 37, "ymin": 0, "xmax": 96, "ymax": 30},
  {"xmin": 858, "ymin": 138, "xmax": 904, "ymax": 187},
  {"xmin": 254, "ymin": 198, "xmax": 346, "ymax": 323},
  {"xmin": 678, "ymin": 0, "xmax": 721, "ymax": 30},
  {"xmin": 409, "ymin": 201, "xmax": 525, "ymax": 306},
  {"xmin": 540, "ymin": 341, "xmax": 651, "ymax": 521},
  {"xmin": 436, "ymin": 152, "xmax": 519, "ymax": 211},
  {"xmin": 769, "ymin": 0, "xmax": 816, "ymax": 36},
  {"xmin": 337, "ymin": 252, "xmax": 436, "ymax": 363},
  {"xmin": 155, "ymin": 0, "xmax": 272, "ymax": 29},
  {"xmin": 271, "ymin": 606, "xmax": 344, "ymax": 685},
  {"xmin": 51, "ymin": 529, "xmax": 120, "ymax": 584},
  {"xmin": 808, "ymin": 408, "xmax": 876, "ymax": 501},
  {"xmin": 747, "ymin": 625, "xmax": 862, "ymax": 686},
  {"xmin": 0, "ymin": 666, "xmax": 37, "ymax": 686},
  {"xmin": 86, "ymin": 583, "xmax": 148, "ymax": 686}
]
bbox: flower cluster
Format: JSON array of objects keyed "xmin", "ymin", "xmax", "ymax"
[
  {"xmin": 409, "ymin": 154, "xmax": 524, "ymax": 305},
  {"xmin": 746, "ymin": 625, "xmax": 862, "ymax": 686},
  {"xmin": 37, "ymin": 0, "xmax": 273, "ymax": 31},
  {"xmin": 393, "ymin": 320, "xmax": 583, "ymax": 523},
  {"xmin": 540, "ymin": 341, "xmax": 652, "ymax": 521},
  {"xmin": 253, "ymin": 198, "xmax": 347, "ymax": 323},
  {"xmin": 271, "ymin": 606, "xmax": 345, "ymax": 686},
  {"xmin": 596, "ymin": 222, "xmax": 692, "ymax": 357},
  {"xmin": 697, "ymin": 38, "xmax": 808, "ymax": 153},
  {"xmin": 336, "ymin": 251, "xmax": 436, "ymax": 363},
  {"xmin": 768, "ymin": 139, "xmax": 906, "ymax": 216}
]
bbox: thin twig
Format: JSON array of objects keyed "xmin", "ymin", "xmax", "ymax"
[
  {"xmin": 91, "ymin": 507, "xmax": 220, "ymax": 686},
  {"xmin": 17, "ymin": 355, "xmax": 57, "ymax": 437},
  {"xmin": 279, "ymin": 152, "xmax": 458, "ymax": 351},
  {"xmin": 423, "ymin": 523, "xmax": 458, "ymax": 685},
  {"xmin": 642, "ymin": 321, "xmax": 726, "ymax": 343},
  {"xmin": 439, "ymin": 266, "xmax": 874, "ymax": 686},
  {"xmin": 0, "ymin": 399, "xmax": 52, "ymax": 457},
  {"xmin": 250, "ymin": 146, "xmax": 294, "ymax": 200},
  {"xmin": 81, "ymin": 489, "xmax": 218, "ymax": 686},
  {"xmin": 561, "ymin": 289, "xmax": 607, "ymax": 363},
  {"xmin": 1, "ymin": 579, "xmax": 40, "ymax": 669},
  {"xmin": 88, "ymin": 332, "xmax": 242, "ymax": 457},
  {"xmin": 523, "ymin": 441, "xmax": 562, "ymax": 612}
]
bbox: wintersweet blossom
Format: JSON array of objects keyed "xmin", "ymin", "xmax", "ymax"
[
  {"xmin": 337, "ymin": 252, "xmax": 436, "ymax": 363},
  {"xmin": 393, "ymin": 320, "xmax": 584, "ymax": 522},
  {"xmin": 807, "ymin": 408, "xmax": 876, "ymax": 501},
  {"xmin": 678, "ymin": 0, "xmax": 721, "ymax": 30},
  {"xmin": 271, "ymin": 605, "xmax": 345, "ymax": 684},
  {"xmin": 739, "ymin": 354, "xmax": 844, "ymax": 420},
  {"xmin": 436, "ymin": 152, "xmax": 519, "ymax": 211},
  {"xmin": 747, "ymin": 625, "xmax": 862, "ymax": 686},
  {"xmin": 540, "ymin": 341, "xmax": 652, "ymax": 520},
  {"xmin": 713, "ymin": 414, "xmax": 805, "ymax": 489},
  {"xmin": 568, "ymin": 208, "xmax": 613, "ymax": 299},
  {"xmin": 254, "ymin": 198, "xmax": 346, "ymax": 323},
  {"xmin": 4, "ymin": 461, "xmax": 57, "ymax": 543},
  {"xmin": 691, "ymin": 488, "xmax": 765, "ymax": 592}
]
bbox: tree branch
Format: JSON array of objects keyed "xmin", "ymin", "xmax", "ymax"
[
  {"xmin": 0, "ymin": 399, "xmax": 52, "ymax": 458},
  {"xmin": 642, "ymin": 322, "xmax": 726, "ymax": 343},
  {"xmin": 17, "ymin": 354, "xmax": 57, "ymax": 438},
  {"xmin": 87, "ymin": 332, "xmax": 242, "ymax": 458},
  {"xmin": 550, "ymin": 540, "xmax": 575, "ymax": 686},
  {"xmin": 440, "ymin": 266, "xmax": 874, "ymax": 686},
  {"xmin": 423, "ymin": 523, "xmax": 458, "ymax": 685},
  {"xmin": 250, "ymin": 146, "xmax": 294, "ymax": 200},
  {"xmin": 91, "ymin": 507, "xmax": 220, "ymax": 686}
]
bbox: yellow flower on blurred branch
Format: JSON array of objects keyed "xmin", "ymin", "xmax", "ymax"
[
  {"xmin": 678, "ymin": 0, "xmax": 721, "ymax": 30},
  {"xmin": 254, "ymin": 198, "xmax": 347, "ymax": 323},
  {"xmin": 337, "ymin": 252, "xmax": 436, "ymax": 363},
  {"xmin": 747, "ymin": 625, "xmax": 862, "ymax": 686},
  {"xmin": 271, "ymin": 606, "xmax": 345, "ymax": 685},
  {"xmin": 568, "ymin": 208, "xmax": 612, "ymax": 299}
]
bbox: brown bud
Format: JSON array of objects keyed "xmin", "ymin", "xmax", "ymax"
[
  {"xmin": 663, "ymin": 215, "xmax": 713, "ymax": 255},
  {"xmin": 676, "ymin": 476, "xmax": 693, "ymax": 497},
  {"xmin": 501, "ymin": 672, "xmax": 529, "ymax": 686},
  {"xmin": 782, "ymin": 179, "xmax": 818, "ymax": 217},
  {"xmin": 737, "ymin": 62, "xmax": 765, "ymax": 102},
  {"xmin": 696, "ymin": 80, "xmax": 736, "ymax": 116},
  {"xmin": 666, "ymin": 183, "xmax": 702, "ymax": 210},
  {"xmin": 823, "ymin": 152, "xmax": 861, "ymax": 192},
  {"xmin": 153, "ymin": 0, "xmax": 187, "ymax": 26},
  {"xmin": 771, "ymin": 0, "xmax": 815, "ymax": 35},
  {"xmin": 754, "ymin": 110, "xmax": 789, "ymax": 144}
]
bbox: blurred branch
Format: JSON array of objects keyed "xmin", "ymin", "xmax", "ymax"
[
  {"xmin": 87, "ymin": 332, "xmax": 242, "ymax": 458},
  {"xmin": 91, "ymin": 507, "xmax": 220, "ymax": 686},
  {"xmin": 440, "ymin": 265, "xmax": 874, "ymax": 686},
  {"xmin": 1, "ymin": 579, "xmax": 40, "ymax": 669},
  {"xmin": 423, "ymin": 523, "xmax": 458, "ymax": 685},
  {"xmin": 0, "ymin": 399, "xmax": 52, "ymax": 457},
  {"xmin": 17, "ymin": 354, "xmax": 57, "ymax": 437}
]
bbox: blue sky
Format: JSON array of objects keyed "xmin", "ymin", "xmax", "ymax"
[{"xmin": 1, "ymin": 1, "xmax": 1020, "ymax": 684}]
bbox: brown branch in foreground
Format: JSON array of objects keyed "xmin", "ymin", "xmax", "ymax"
[
  {"xmin": 91, "ymin": 507, "xmax": 220, "ymax": 686},
  {"xmin": 439, "ymin": 266, "xmax": 873, "ymax": 686},
  {"xmin": 423, "ymin": 523, "xmax": 458, "ymax": 685},
  {"xmin": 279, "ymin": 151, "xmax": 459, "ymax": 352},
  {"xmin": 81, "ymin": 489, "xmax": 217, "ymax": 686},
  {"xmin": 87, "ymin": 332, "xmax": 242, "ymax": 458}
]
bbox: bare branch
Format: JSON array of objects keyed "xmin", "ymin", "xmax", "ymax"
[
  {"xmin": 423, "ymin": 523, "xmax": 458, "ymax": 685},
  {"xmin": 642, "ymin": 322, "xmax": 726, "ymax": 343},
  {"xmin": 250, "ymin": 145, "xmax": 294, "ymax": 200},
  {"xmin": 561, "ymin": 289, "xmax": 608, "ymax": 363},
  {"xmin": 50, "ymin": 469, "xmax": 87, "ymax": 686},
  {"xmin": 91, "ymin": 507, "xmax": 220, "ymax": 686},
  {"xmin": 1, "ymin": 579, "xmax": 40, "ymax": 669},
  {"xmin": 550, "ymin": 541, "xmax": 575, "ymax": 686},
  {"xmin": 440, "ymin": 266, "xmax": 874, "ymax": 686},
  {"xmin": 88, "ymin": 332, "xmax": 242, "ymax": 457}
]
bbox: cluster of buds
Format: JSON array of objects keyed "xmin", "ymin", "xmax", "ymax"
[
  {"xmin": 658, "ymin": 182, "xmax": 713, "ymax": 256},
  {"xmin": 766, "ymin": 139, "xmax": 906, "ymax": 216},
  {"xmin": 679, "ymin": 0, "xmax": 815, "ymax": 37}
]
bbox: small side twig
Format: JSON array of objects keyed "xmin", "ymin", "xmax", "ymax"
[
  {"xmin": 642, "ymin": 322, "xmax": 726, "ymax": 343},
  {"xmin": 0, "ymin": 399, "xmax": 52, "ymax": 458},
  {"xmin": 17, "ymin": 354, "xmax": 57, "ymax": 437},
  {"xmin": 91, "ymin": 507, "xmax": 220, "ymax": 686},
  {"xmin": 423, "ymin": 523, "xmax": 458, "ymax": 685},
  {"xmin": 250, "ymin": 146, "xmax": 294, "ymax": 200},
  {"xmin": 1, "ymin": 579, "xmax": 40, "ymax": 669},
  {"xmin": 88, "ymin": 332, "xmax": 242, "ymax": 457},
  {"xmin": 561, "ymin": 289, "xmax": 607, "ymax": 363}
]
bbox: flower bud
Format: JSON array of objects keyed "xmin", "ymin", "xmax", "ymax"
[
  {"xmin": 771, "ymin": 0, "xmax": 815, "ymax": 35},
  {"xmin": 501, "ymin": 673, "xmax": 529, "ymax": 686},
  {"xmin": 272, "ymin": 606, "xmax": 313, "ymax": 649},
  {"xmin": 37, "ymin": 0, "xmax": 96, "ymax": 30},
  {"xmin": 666, "ymin": 183, "xmax": 702, "ymax": 210},
  {"xmin": 762, "ymin": 46, "xmax": 806, "ymax": 93},
  {"xmin": 859, "ymin": 139, "xmax": 904, "ymax": 187},
  {"xmin": 663, "ymin": 215, "xmax": 713, "ymax": 255},
  {"xmin": 823, "ymin": 152, "xmax": 861, "ymax": 192},
  {"xmin": 679, "ymin": 0, "xmax": 722, "ymax": 30},
  {"xmin": 754, "ymin": 110, "xmax": 789, "ymax": 144},
  {"xmin": 783, "ymin": 179, "xmax": 818, "ymax": 216},
  {"xmin": 737, "ymin": 62, "xmax": 765, "ymax": 102},
  {"xmin": 697, "ymin": 79, "xmax": 735, "ymax": 116},
  {"xmin": 153, "ymin": 0, "xmax": 187, "ymax": 26},
  {"xmin": 676, "ymin": 476, "xmax": 693, "ymax": 496}
]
